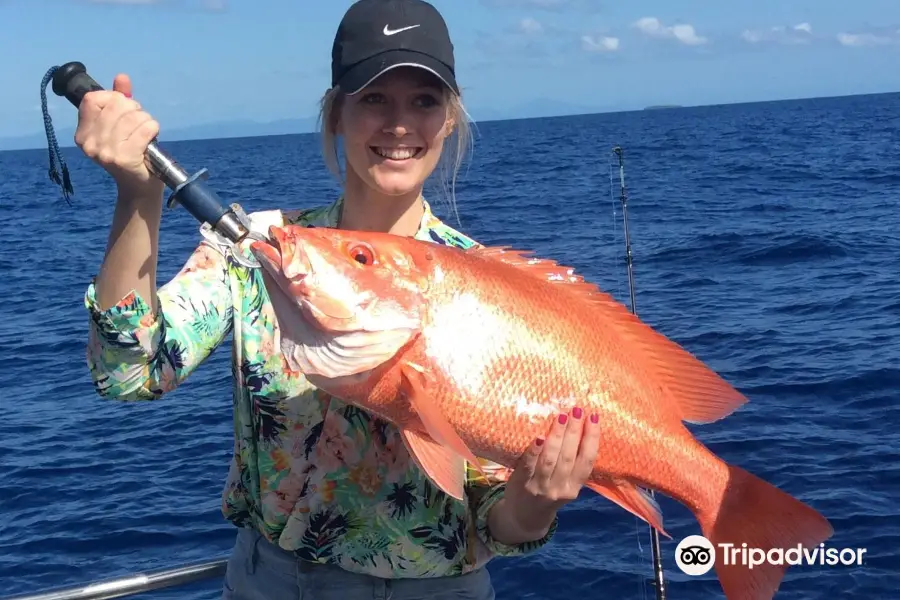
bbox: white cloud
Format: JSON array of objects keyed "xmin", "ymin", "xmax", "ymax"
[
  {"xmin": 581, "ymin": 35, "xmax": 619, "ymax": 52},
  {"xmin": 741, "ymin": 22, "xmax": 815, "ymax": 45},
  {"xmin": 836, "ymin": 31, "xmax": 898, "ymax": 46},
  {"xmin": 739, "ymin": 22, "xmax": 900, "ymax": 48},
  {"xmin": 519, "ymin": 17, "xmax": 543, "ymax": 34},
  {"xmin": 633, "ymin": 17, "xmax": 707, "ymax": 46}
]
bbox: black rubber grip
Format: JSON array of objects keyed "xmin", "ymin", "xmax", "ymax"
[
  {"xmin": 51, "ymin": 61, "xmax": 104, "ymax": 108},
  {"xmin": 170, "ymin": 177, "xmax": 230, "ymax": 227}
]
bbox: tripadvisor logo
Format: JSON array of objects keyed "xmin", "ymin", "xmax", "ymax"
[
  {"xmin": 676, "ymin": 535, "xmax": 716, "ymax": 576},
  {"xmin": 675, "ymin": 535, "xmax": 867, "ymax": 576}
]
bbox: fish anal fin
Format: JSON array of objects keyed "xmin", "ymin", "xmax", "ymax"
[
  {"xmin": 586, "ymin": 478, "xmax": 670, "ymax": 539},
  {"xmin": 470, "ymin": 245, "xmax": 747, "ymax": 424},
  {"xmin": 400, "ymin": 361, "xmax": 485, "ymax": 478},
  {"xmin": 400, "ymin": 429, "xmax": 466, "ymax": 501}
]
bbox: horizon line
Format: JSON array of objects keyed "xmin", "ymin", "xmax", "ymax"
[{"xmin": 2, "ymin": 88, "xmax": 897, "ymax": 153}]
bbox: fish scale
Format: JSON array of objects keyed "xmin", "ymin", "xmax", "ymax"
[
  {"xmin": 416, "ymin": 259, "xmax": 681, "ymax": 482},
  {"xmin": 250, "ymin": 225, "xmax": 834, "ymax": 600}
]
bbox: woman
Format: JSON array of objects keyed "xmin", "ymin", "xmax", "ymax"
[{"xmin": 76, "ymin": 0, "xmax": 602, "ymax": 598}]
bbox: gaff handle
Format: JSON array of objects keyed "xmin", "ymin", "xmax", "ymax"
[
  {"xmin": 51, "ymin": 61, "xmax": 104, "ymax": 108},
  {"xmin": 46, "ymin": 61, "xmax": 253, "ymax": 244}
]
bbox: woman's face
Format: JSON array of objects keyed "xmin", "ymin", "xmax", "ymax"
[{"xmin": 336, "ymin": 67, "xmax": 454, "ymax": 197}]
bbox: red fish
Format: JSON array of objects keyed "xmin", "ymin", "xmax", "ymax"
[{"xmin": 249, "ymin": 225, "xmax": 833, "ymax": 599}]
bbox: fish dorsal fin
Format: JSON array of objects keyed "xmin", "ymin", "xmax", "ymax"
[
  {"xmin": 579, "ymin": 289, "xmax": 748, "ymax": 424},
  {"xmin": 468, "ymin": 246, "xmax": 588, "ymax": 285},
  {"xmin": 469, "ymin": 245, "xmax": 748, "ymax": 424}
]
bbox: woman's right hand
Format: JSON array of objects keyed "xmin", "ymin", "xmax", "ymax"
[{"xmin": 74, "ymin": 73, "xmax": 163, "ymax": 195}]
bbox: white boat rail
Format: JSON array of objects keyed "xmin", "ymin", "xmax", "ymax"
[{"xmin": 1, "ymin": 558, "xmax": 228, "ymax": 600}]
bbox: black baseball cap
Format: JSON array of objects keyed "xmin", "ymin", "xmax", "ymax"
[{"xmin": 331, "ymin": 0, "xmax": 459, "ymax": 96}]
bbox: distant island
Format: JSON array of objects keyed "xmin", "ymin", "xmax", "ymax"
[{"xmin": 643, "ymin": 105, "xmax": 683, "ymax": 110}]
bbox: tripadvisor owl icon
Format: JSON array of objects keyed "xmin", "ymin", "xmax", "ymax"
[{"xmin": 676, "ymin": 535, "xmax": 716, "ymax": 576}]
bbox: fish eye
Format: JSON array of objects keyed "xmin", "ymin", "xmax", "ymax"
[{"xmin": 348, "ymin": 244, "xmax": 375, "ymax": 265}]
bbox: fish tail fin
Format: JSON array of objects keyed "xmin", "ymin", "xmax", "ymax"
[{"xmin": 699, "ymin": 464, "xmax": 833, "ymax": 600}]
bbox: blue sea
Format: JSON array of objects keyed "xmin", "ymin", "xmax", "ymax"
[{"xmin": 1, "ymin": 92, "xmax": 898, "ymax": 599}]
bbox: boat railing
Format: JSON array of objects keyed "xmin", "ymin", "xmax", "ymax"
[{"xmin": 1, "ymin": 558, "xmax": 228, "ymax": 600}]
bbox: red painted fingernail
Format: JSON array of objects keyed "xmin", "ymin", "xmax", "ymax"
[
  {"xmin": 573, "ymin": 407, "xmax": 583, "ymax": 419},
  {"xmin": 558, "ymin": 413, "xmax": 568, "ymax": 424},
  {"xmin": 535, "ymin": 438, "xmax": 544, "ymax": 446},
  {"xmin": 591, "ymin": 413, "xmax": 599, "ymax": 424},
  {"xmin": 124, "ymin": 92, "xmax": 132, "ymax": 98}
]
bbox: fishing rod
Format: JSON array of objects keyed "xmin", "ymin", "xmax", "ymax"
[
  {"xmin": 611, "ymin": 146, "xmax": 667, "ymax": 600},
  {"xmin": 40, "ymin": 61, "xmax": 264, "ymax": 259}
]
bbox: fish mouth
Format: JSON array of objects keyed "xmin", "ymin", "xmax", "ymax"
[
  {"xmin": 247, "ymin": 225, "xmax": 317, "ymax": 282},
  {"xmin": 249, "ymin": 225, "xmax": 312, "ymax": 304},
  {"xmin": 250, "ymin": 226, "xmax": 356, "ymax": 324}
]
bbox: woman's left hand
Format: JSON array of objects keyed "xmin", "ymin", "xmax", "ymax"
[{"xmin": 493, "ymin": 406, "xmax": 602, "ymax": 539}]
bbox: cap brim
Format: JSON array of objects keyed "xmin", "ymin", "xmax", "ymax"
[{"xmin": 338, "ymin": 49, "xmax": 459, "ymax": 95}]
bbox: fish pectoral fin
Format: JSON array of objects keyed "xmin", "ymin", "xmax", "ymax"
[
  {"xmin": 400, "ymin": 361, "xmax": 485, "ymax": 477},
  {"xmin": 585, "ymin": 478, "xmax": 670, "ymax": 539},
  {"xmin": 400, "ymin": 428, "xmax": 466, "ymax": 501}
]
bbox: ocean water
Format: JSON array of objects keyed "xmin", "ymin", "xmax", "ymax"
[{"xmin": 1, "ymin": 92, "xmax": 898, "ymax": 599}]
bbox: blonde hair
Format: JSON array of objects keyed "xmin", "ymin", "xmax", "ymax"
[{"xmin": 317, "ymin": 82, "xmax": 473, "ymax": 223}]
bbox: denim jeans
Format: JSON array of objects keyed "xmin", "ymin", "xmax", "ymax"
[{"xmin": 221, "ymin": 527, "xmax": 496, "ymax": 600}]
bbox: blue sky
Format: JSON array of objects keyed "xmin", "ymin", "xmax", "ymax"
[{"xmin": 2, "ymin": 0, "xmax": 898, "ymax": 139}]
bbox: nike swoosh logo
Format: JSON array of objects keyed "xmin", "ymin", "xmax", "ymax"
[{"xmin": 383, "ymin": 24, "xmax": 420, "ymax": 35}]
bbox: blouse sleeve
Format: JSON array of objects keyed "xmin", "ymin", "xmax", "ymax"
[
  {"xmin": 84, "ymin": 241, "xmax": 234, "ymax": 401},
  {"xmin": 465, "ymin": 459, "xmax": 558, "ymax": 557}
]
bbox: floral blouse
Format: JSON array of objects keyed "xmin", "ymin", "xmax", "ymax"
[{"xmin": 83, "ymin": 196, "xmax": 557, "ymax": 579}]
